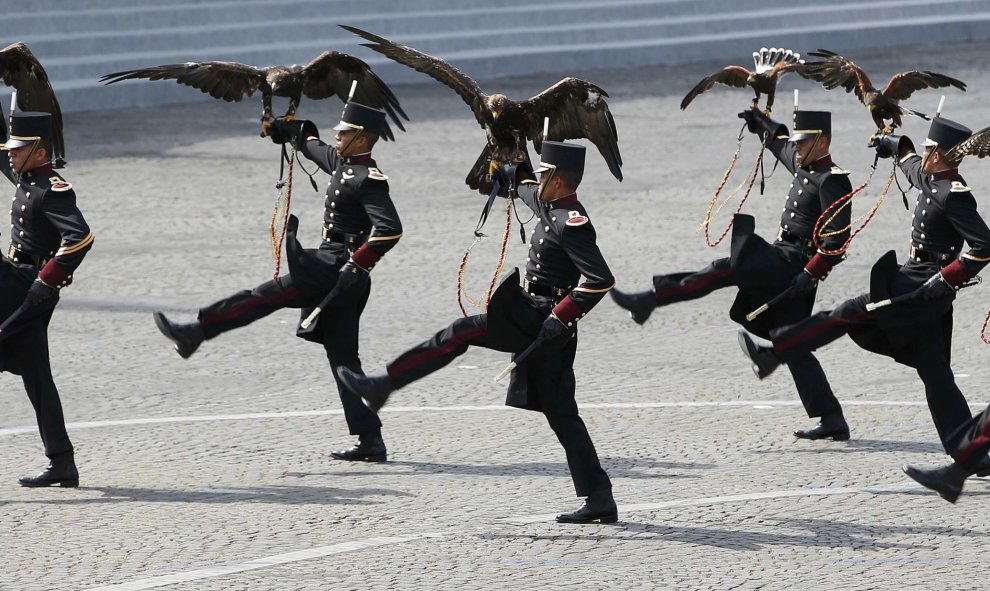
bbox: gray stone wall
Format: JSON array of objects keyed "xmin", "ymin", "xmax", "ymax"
[{"xmin": 2, "ymin": 0, "xmax": 990, "ymax": 111}]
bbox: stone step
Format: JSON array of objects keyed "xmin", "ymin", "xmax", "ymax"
[
  {"xmin": 15, "ymin": 0, "xmax": 983, "ymax": 60},
  {"xmin": 1, "ymin": 0, "xmax": 986, "ymax": 112}
]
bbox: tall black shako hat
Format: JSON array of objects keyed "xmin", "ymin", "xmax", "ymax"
[
  {"xmin": 924, "ymin": 116, "xmax": 971, "ymax": 150},
  {"xmin": 332, "ymin": 101, "xmax": 387, "ymax": 136},
  {"xmin": 4, "ymin": 111, "xmax": 52, "ymax": 150},
  {"xmin": 790, "ymin": 110, "xmax": 831, "ymax": 142},
  {"xmin": 535, "ymin": 141, "xmax": 586, "ymax": 178}
]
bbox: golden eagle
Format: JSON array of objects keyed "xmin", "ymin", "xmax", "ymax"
[
  {"xmin": 0, "ymin": 42, "xmax": 65, "ymax": 167},
  {"xmin": 802, "ymin": 49, "xmax": 966, "ymax": 132},
  {"xmin": 340, "ymin": 25, "xmax": 622, "ymax": 194},
  {"xmin": 680, "ymin": 47, "xmax": 807, "ymax": 113},
  {"xmin": 100, "ymin": 51, "xmax": 407, "ymax": 139}
]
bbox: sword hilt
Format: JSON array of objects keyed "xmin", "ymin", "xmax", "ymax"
[
  {"xmin": 745, "ymin": 303, "xmax": 769, "ymax": 322},
  {"xmin": 300, "ymin": 307, "xmax": 322, "ymax": 329}
]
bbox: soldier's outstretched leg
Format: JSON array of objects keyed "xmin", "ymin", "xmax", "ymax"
[
  {"xmin": 739, "ymin": 294, "xmax": 875, "ymax": 378},
  {"xmin": 339, "ymin": 314, "xmax": 520, "ymax": 411},
  {"xmin": 154, "ymin": 275, "xmax": 311, "ymax": 359},
  {"xmin": 611, "ymin": 258, "xmax": 735, "ymax": 325}
]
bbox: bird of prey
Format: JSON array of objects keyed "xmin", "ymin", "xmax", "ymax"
[
  {"xmin": 680, "ymin": 47, "xmax": 806, "ymax": 113},
  {"xmin": 100, "ymin": 51, "xmax": 407, "ymax": 139},
  {"xmin": 801, "ymin": 49, "xmax": 966, "ymax": 132},
  {"xmin": 946, "ymin": 125, "xmax": 990, "ymax": 162},
  {"xmin": 0, "ymin": 42, "xmax": 65, "ymax": 167},
  {"xmin": 340, "ymin": 25, "xmax": 622, "ymax": 194}
]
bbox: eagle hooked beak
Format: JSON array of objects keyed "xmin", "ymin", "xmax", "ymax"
[{"xmin": 492, "ymin": 110, "xmax": 501, "ymax": 121}]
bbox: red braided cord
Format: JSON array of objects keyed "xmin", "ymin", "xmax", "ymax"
[
  {"xmin": 484, "ymin": 201, "xmax": 513, "ymax": 307},
  {"xmin": 981, "ymin": 307, "xmax": 990, "ymax": 345},
  {"xmin": 270, "ymin": 153, "xmax": 294, "ymax": 279},
  {"xmin": 812, "ymin": 170, "xmax": 894, "ymax": 256},
  {"xmin": 701, "ymin": 149, "xmax": 764, "ymax": 248}
]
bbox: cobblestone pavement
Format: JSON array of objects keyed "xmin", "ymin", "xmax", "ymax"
[{"xmin": 2, "ymin": 41, "xmax": 990, "ymax": 590}]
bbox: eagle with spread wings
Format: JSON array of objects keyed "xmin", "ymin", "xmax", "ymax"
[
  {"xmin": 680, "ymin": 47, "xmax": 807, "ymax": 113},
  {"xmin": 100, "ymin": 51, "xmax": 407, "ymax": 139},
  {"xmin": 801, "ymin": 49, "xmax": 966, "ymax": 132},
  {"xmin": 340, "ymin": 25, "xmax": 621, "ymax": 194},
  {"xmin": 0, "ymin": 42, "xmax": 65, "ymax": 167}
]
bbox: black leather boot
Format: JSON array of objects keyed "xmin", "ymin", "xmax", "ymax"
[
  {"xmin": 153, "ymin": 312, "xmax": 204, "ymax": 359},
  {"xmin": 331, "ymin": 433, "xmax": 387, "ymax": 462},
  {"xmin": 794, "ymin": 410, "xmax": 850, "ymax": 441},
  {"xmin": 337, "ymin": 367, "xmax": 395, "ymax": 412},
  {"xmin": 19, "ymin": 454, "xmax": 78, "ymax": 488},
  {"xmin": 903, "ymin": 462, "xmax": 969, "ymax": 503},
  {"xmin": 556, "ymin": 491, "xmax": 618, "ymax": 524},
  {"xmin": 610, "ymin": 289, "xmax": 656, "ymax": 325},
  {"xmin": 737, "ymin": 330, "xmax": 782, "ymax": 379}
]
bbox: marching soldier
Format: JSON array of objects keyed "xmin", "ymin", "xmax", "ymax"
[
  {"xmin": 903, "ymin": 402, "xmax": 990, "ymax": 503},
  {"xmin": 612, "ymin": 107, "xmax": 853, "ymax": 440},
  {"xmin": 153, "ymin": 102, "xmax": 401, "ymax": 462},
  {"xmin": 338, "ymin": 142, "xmax": 618, "ymax": 524},
  {"xmin": 739, "ymin": 116, "xmax": 990, "ymax": 475},
  {"xmin": 1, "ymin": 111, "xmax": 94, "ymax": 487}
]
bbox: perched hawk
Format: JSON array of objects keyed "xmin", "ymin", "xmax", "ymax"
[
  {"xmin": 802, "ymin": 49, "xmax": 966, "ymax": 132},
  {"xmin": 946, "ymin": 125, "xmax": 990, "ymax": 162},
  {"xmin": 0, "ymin": 42, "xmax": 65, "ymax": 167},
  {"xmin": 341, "ymin": 25, "xmax": 622, "ymax": 194},
  {"xmin": 100, "ymin": 51, "xmax": 407, "ymax": 139},
  {"xmin": 680, "ymin": 47, "xmax": 807, "ymax": 113}
]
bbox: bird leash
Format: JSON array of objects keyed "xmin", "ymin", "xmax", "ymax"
[
  {"xmin": 269, "ymin": 144, "xmax": 295, "ymax": 280},
  {"xmin": 746, "ymin": 157, "xmax": 898, "ymax": 322},
  {"xmin": 811, "ymin": 154, "xmax": 897, "ymax": 256},
  {"xmin": 697, "ymin": 121, "xmax": 766, "ymax": 248},
  {"xmin": 457, "ymin": 171, "xmax": 514, "ymax": 317}
]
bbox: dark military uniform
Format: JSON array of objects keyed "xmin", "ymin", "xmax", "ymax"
[
  {"xmin": 384, "ymin": 182, "xmax": 614, "ymax": 499},
  {"xmin": 615, "ymin": 110, "xmax": 851, "ymax": 423},
  {"xmin": 174, "ymin": 107, "xmax": 402, "ymax": 445},
  {"xmin": 765, "ymin": 119, "xmax": 990, "ymax": 452},
  {"xmin": 948, "ymin": 403, "xmax": 990, "ymax": 471},
  {"xmin": 0, "ymin": 112, "xmax": 94, "ymax": 471}
]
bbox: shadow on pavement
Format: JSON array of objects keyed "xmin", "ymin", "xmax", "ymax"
[
  {"xmin": 284, "ymin": 456, "xmax": 714, "ymax": 480},
  {"xmin": 484, "ymin": 514, "xmax": 990, "ymax": 550},
  {"xmin": 2, "ymin": 484, "xmax": 411, "ymax": 506},
  {"xmin": 753, "ymin": 438, "xmax": 944, "ymax": 455}
]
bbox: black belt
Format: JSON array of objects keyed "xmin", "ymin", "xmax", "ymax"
[
  {"xmin": 523, "ymin": 279, "xmax": 567, "ymax": 299},
  {"xmin": 6, "ymin": 245, "xmax": 48, "ymax": 268},
  {"xmin": 908, "ymin": 245, "xmax": 952, "ymax": 264},
  {"xmin": 775, "ymin": 228, "xmax": 815, "ymax": 252},
  {"xmin": 321, "ymin": 225, "xmax": 365, "ymax": 247}
]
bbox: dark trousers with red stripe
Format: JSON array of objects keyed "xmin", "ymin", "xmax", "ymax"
[
  {"xmin": 651, "ymin": 258, "xmax": 735, "ymax": 307},
  {"xmin": 386, "ymin": 313, "xmax": 612, "ymax": 498},
  {"xmin": 951, "ymin": 404, "xmax": 990, "ymax": 470},
  {"xmin": 654, "ymin": 258, "xmax": 840, "ymax": 418},
  {"xmin": 198, "ymin": 274, "xmax": 381, "ymax": 436},
  {"xmin": 771, "ymin": 294, "xmax": 973, "ymax": 452}
]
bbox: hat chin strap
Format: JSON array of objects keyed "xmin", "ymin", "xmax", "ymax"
[
  {"xmin": 339, "ymin": 128, "xmax": 364, "ymax": 157},
  {"xmin": 14, "ymin": 138, "xmax": 42, "ymax": 176},
  {"xmin": 538, "ymin": 166, "xmax": 556, "ymax": 201}
]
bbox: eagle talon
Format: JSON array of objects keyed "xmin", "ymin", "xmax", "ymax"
[{"xmin": 260, "ymin": 119, "xmax": 272, "ymax": 138}]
